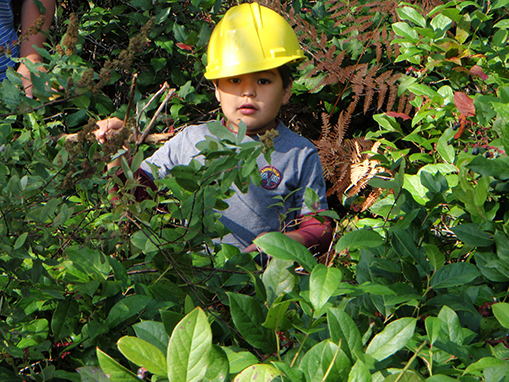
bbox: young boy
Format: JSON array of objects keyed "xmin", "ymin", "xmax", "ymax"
[{"xmin": 96, "ymin": 3, "xmax": 332, "ymax": 254}]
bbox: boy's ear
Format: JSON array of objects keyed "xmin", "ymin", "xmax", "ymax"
[
  {"xmin": 213, "ymin": 80, "xmax": 221, "ymax": 103},
  {"xmin": 282, "ymin": 80, "xmax": 293, "ymax": 105}
]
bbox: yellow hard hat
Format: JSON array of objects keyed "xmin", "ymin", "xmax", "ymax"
[{"xmin": 204, "ymin": 3, "xmax": 305, "ymax": 80}]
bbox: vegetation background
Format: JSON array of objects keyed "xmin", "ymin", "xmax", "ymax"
[{"xmin": 1, "ymin": 0, "xmax": 509, "ymax": 381}]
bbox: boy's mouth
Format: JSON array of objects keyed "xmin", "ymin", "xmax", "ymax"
[{"xmin": 238, "ymin": 103, "xmax": 257, "ymax": 114}]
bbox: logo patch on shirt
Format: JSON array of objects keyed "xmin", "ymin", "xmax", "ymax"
[{"xmin": 260, "ymin": 165, "xmax": 282, "ymax": 189}]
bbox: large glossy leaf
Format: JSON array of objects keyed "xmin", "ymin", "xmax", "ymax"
[
  {"xmin": 222, "ymin": 347, "xmax": 259, "ymax": 375},
  {"xmin": 117, "ymin": 336, "xmax": 167, "ymax": 376},
  {"xmin": 76, "ymin": 366, "xmax": 109, "ymax": 382},
  {"xmin": 424, "ymin": 316, "xmax": 441, "ymax": 345},
  {"xmin": 132, "ymin": 320, "xmax": 170, "ymax": 355},
  {"xmin": 309, "ymin": 264, "xmax": 342, "ymax": 314},
  {"xmin": 227, "ymin": 292, "xmax": 277, "ymax": 353},
  {"xmin": 327, "ymin": 307, "xmax": 363, "ymax": 362},
  {"xmin": 253, "ymin": 232, "xmax": 317, "ymax": 272},
  {"xmin": 430, "ymin": 262, "xmax": 481, "ymax": 289},
  {"xmin": 203, "ymin": 345, "xmax": 229, "ymax": 382},
  {"xmin": 463, "ymin": 357, "xmax": 506, "ymax": 374},
  {"xmin": 366, "ymin": 318, "xmax": 417, "ymax": 361},
  {"xmin": 382, "ymin": 370, "xmax": 425, "ymax": 381},
  {"xmin": 300, "ymin": 340, "xmax": 351, "ymax": 382},
  {"xmin": 233, "ymin": 364, "xmax": 282, "ymax": 382},
  {"xmin": 51, "ymin": 297, "xmax": 79, "ymax": 340},
  {"xmin": 451, "ymin": 223, "xmax": 494, "ymax": 247},
  {"xmin": 437, "ymin": 305, "xmax": 462, "ymax": 344},
  {"xmin": 272, "ymin": 362, "xmax": 306, "ymax": 382},
  {"xmin": 96, "ymin": 348, "xmax": 140, "ymax": 382},
  {"xmin": 105, "ymin": 295, "xmax": 152, "ymax": 328},
  {"xmin": 167, "ymin": 307, "xmax": 212, "ymax": 382},
  {"xmin": 262, "ymin": 258, "xmax": 299, "ymax": 305},
  {"xmin": 347, "ymin": 360, "xmax": 371, "ymax": 382},
  {"xmin": 492, "ymin": 302, "xmax": 509, "ymax": 329},
  {"xmin": 335, "ymin": 229, "xmax": 385, "ymax": 253}
]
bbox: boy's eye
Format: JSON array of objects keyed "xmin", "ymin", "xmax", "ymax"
[
  {"xmin": 229, "ymin": 78, "xmax": 241, "ymax": 84},
  {"xmin": 258, "ymin": 79, "xmax": 271, "ymax": 85}
]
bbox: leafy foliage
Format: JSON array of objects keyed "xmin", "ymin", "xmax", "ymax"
[{"xmin": 1, "ymin": 0, "xmax": 509, "ymax": 381}]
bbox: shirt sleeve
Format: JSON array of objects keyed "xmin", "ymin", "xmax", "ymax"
[{"xmin": 293, "ymin": 212, "xmax": 333, "ymax": 254}]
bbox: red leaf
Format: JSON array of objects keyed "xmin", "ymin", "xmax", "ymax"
[
  {"xmin": 454, "ymin": 92, "xmax": 476, "ymax": 117},
  {"xmin": 176, "ymin": 42, "xmax": 193, "ymax": 51},
  {"xmin": 453, "ymin": 114, "xmax": 467, "ymax": 139},
  {"xmin": 470, "ymin": 65, "xmax": 488, "ymax": 80},
  {"xmin": 385, "ymin": 112, "xmax": 411, "ymax": 121}
]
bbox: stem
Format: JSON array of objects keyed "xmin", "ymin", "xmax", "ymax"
[
  {"xmin": 321, "ymin": 339, "xmax": 342, "ymax": 382},
  {"xmin": 290, "ymin": 333, "xmax": 309, "ymax": 367},
  {"xmin": 275, "ymin": 330, "xmax": 282, "ymax": 362},
  {"xmin": 394, "ymin": 340, "xmax": 428, "ymax": 382},
  {"xmin": 134, "ymin": 86, "xmax": 175, "ymax": 153}
]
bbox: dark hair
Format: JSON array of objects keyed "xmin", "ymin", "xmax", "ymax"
[
  {"xmin": 12, "ymin": 0, "xmax": 24, "ymax": 28},
  {"xmin": 277, "ymin": 64, "xmax": 293, "ymax": 89}
]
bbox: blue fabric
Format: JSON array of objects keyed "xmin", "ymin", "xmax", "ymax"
[
  {"xmin": 140, "ymin": 121, "xmax": 329, "ymax": 250},
  {"xmin": 0, "ymin": 0, "xmax": 20, "ymax": 81}
]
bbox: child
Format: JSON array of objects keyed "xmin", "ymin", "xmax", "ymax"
[
  {"xmin": 0, "ymin": 0, "xmax": 55, "ymax": 97},
  {"xmin": 95, "ymin": 3, "xmax": 332, "ymax": 254}
]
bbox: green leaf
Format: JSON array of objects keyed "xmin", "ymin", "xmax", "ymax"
[
  {"xmin": 167, "ymin": 307, "xmax": 212, "ymax": 382},
  {"xmin": 492, "ymin": 302, "xmax": 509, "ymax": 329},
  {"xmin": 347, "ymin": 360, "xmax": 372, "ymax": 382},
  {"xmin": 328, "ymin": 308, "xmax": 363, "ymax": 362},
  {"xmin": 451, "ymin": 224, "xmax": 494, "ymax": 247},
  {"xmin": 262, "ymin": 258, "xmax": 299, "ymax": 306},
  {"xmin": 464, "ymin": 357, "xmax": 506, "ymax": 374},
  {"xmin": 14, "ymin": 232, "xmax": 28, "ymax": 250},
  {"xmin": 222, "ymin": 347, "xmax": 258, "ymax": 375},
  {"xmin": 424, "ymin": 316, "xmax": 441, "ymax": 345},
  {"xmin": 207, "ymin": 120, "xmax": 236, "ymax": 142},
  {"xmin": 397, "ymin": 6, "xmax": 427, "ymax": 28},
  {"xmin": 467, "ymin": 155, "xmax": 509, "ymax": 180},
  {"xmin": 96, "ymin": 348, "xmax": 140, "ymax": 382},
  {"xmin": 437, "ymin": 305, "xmax": 462, "ymax": 344},
  {"xmin": 130, "ymin": 150, "xmax": 145, "ymax": 173},
  {"xmin": 66, "ymin": 246, "xmax": 111, "ymax": 280},
  {"xmin": 105, "ymin": 295, "xmax": 152, "ymax": 328},
  {"xmin": 117, "ymin": 336, "xmax": 167, "ymax": 376},
  {"xmin": 51, "ymin": 298, "xmax": 79, "ymax": 340},
  {"xmin": 310, "ymin": 264, "xmax": 342, "ymax": 313},
  {"xmin": 272, "ymin": 362, "xmax": 306, "ymax": 382},
  {"xmin": 76, "ymin": 366, "xmax": 110, "ymax": 382},
  {"xmin": 133, "ymin": 320, "xmax": 170, "ymax": 356},
  {"xmin": 366, "ymin": 318, "xmax": 417, "ymax": 361},
  {"xmin": 233, "ymin": 364, "xmax": 282, "ymax": 382},
  {"xmin": 262, "ymin": 298, "xmax": 290, "ymax": 330},
  {"xmin": 203, "ymin": 345, "xmax": 229, "ymax": 382},
  {"xmin": 430, "ymin": 262, "xmax": 481, "ymax": 289},
  {"xmin": 335, "ymin": 229, "xmax": 385, "ymax": 253},
  {"xmin": 425, "ymin": 376, "xmax": 457, "ymax": 382},
  {"xmin": 392, "ymin": 22, "xmax": 420, "ymax": 42},
  {"xmin": 227, "ymin": 292, "xmax": 277, "ymax": 353},
  {"xmin": 254, "ymin": 232, "xmax": 317, "ymax": 273},
  {"xmin": 423, "ymin": 244, "xmax": 445, "ymax": 271},
  {"xmin": 300, "ymin": 340, "xmax": 351, "ymax": 382}
]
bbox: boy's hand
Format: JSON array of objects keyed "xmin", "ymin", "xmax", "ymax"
[{"xmin": 94, "ymin": 117, "xmax": 124, "ymax": 144}]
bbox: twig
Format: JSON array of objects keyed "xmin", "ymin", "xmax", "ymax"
[
  {"xmin": 137, "ymin": 82, "xmax": 170, "ymax": 128},
  {"xmin": 63, "ymin": 131, "xmax": 175, "ymax": 144},
  {"xmin": 124, "ymin": 73, "xmax": 138, "ymax": 141},
  {"xmin": 135, "ymin": 87, "xmax": 175, "ymax": 152}
]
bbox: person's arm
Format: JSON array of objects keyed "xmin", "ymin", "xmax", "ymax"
[
  {"xmin": 244, "ymin": 213, "xmax": 333, "ymax": 254},
  {"xmin": 18, "ymin": 0, "xmax": 55, "ymax": 97}
]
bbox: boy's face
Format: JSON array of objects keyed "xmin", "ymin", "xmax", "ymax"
[{"xmin": 214, "ymin": 68, "xmax": 292, "ymax": 135}]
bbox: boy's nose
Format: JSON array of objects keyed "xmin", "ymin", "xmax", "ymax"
[{"xmin": 241, "ymin": 83, "xmax": 256, "ymax": 97}]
